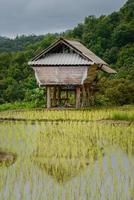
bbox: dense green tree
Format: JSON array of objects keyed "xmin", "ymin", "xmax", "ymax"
[
  {"xmin": 95, "ymin": 78, "xmax": 134, "ymax": 106},
  {"xmin": 112, "ymin": 23, "xmax": 134, "ymax": 47}
]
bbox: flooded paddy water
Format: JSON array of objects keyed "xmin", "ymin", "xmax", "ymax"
[{"xmin": 0, "ymin": 108, "xmax": 134, "ymax": 200}]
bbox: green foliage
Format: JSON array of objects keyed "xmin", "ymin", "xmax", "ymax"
[
  {"xmin": 25, "ymin": 88, "xmax": 45, "ymax": 107},
  {"xmin": 111, "ymin": 112, "xmax": 134, "ymax": 121},
  {"xmin": 97, "ymin": 78, "xmax": 134, "ymax": 106},
  {"xmin": 0, "ymin": 102, "xmax": 36, "ymax": 112},
  {"xmin": 112, "ymin": 22, "xmax": 134, "ymax": 47},
  {"xmin": 93, "ymin": 94, "xmax": 110, "ymax": 106},
  {"xmin": 0, "ymin": 35, "xmax": 44, "ymax": 53},
  {"xmin": 116, "ymin": 45, "xmax": 134, "ymax": 68}
]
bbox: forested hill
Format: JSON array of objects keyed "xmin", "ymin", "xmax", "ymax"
[
  {"xmin": 0, "ymin": 0, "xmax": 134, "ymax": 106},
  {"xmin": 0, "ymin": 35, "xmax": 45, "ymax": 53}
]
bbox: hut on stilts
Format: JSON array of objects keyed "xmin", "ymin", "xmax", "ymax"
[{"xmin": 28, "ymin": 38, "xmax": 116, "ymax": 108}]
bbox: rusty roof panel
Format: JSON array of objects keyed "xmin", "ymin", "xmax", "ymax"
[
  {"xmin": 33, "ymin": 66, "xmax": 88, "ymax": 85},
  {"xmin": 28, "ymin": 53, "xmax": 93, "ymax": 66}
]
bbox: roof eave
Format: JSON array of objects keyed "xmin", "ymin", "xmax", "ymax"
[
  {"xmin": 99, "ymin": 64, "xmax": 117, "ymax": 74},
  {"xmin": 29, "ymin": 64, "xmax": 93, "ymax": 67},
  {"xmin": 39, "ymin": 83, "xmax": 83, "ymax": 86}
]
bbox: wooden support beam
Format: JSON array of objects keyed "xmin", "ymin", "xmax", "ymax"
[
  {"xmin": 81, "ymin": 85, "xmax": 86, "ymax": 107},
  {"xmin": 55, "ymin": 86, "xmax": 61, "ymax": 106},
  {"xmin": 65, "ymin": 90, "xmax": 69, "ymax": 105},
  {"xmin": 47, "ymin": 86, "xmax": 51, "ymax": 109},
  {"xmin": 85, "ymin": 85, "xmax": 89, "ymax": 107},
  {"xmin": 66, "ymin": 90, "xmax": 69, "ymax": 99},
  {"xmin": 57, "ymin": 87, "xmax": 61, "ymax": 106},
  {"xmin": 87, "ymin": 84, "xmax": 91, "ymax": 106},
  {"xmin": 76, "ymin": 86, "xmax": 81, "ymax": 109},
  {"xmin": 53, "ymin": 87, "xmax": 57, "ymax": 107}
]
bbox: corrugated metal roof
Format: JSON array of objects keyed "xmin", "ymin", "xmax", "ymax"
[
  {"xmin": 64, "ymin": 39, "xmax": 107, "ymax": 65},
  {"xmin": 64, "ymin": 39, "xmax": 117, "ymax": 74},
  {"xmin": 29, "ymin": 38, "xmax": 117, "ymax": 74},
  {"xmin": 28, "ymin": 53, "xmax": 93, "ymax": 66},
  {"xmin": 33, "ymin": 66, "xmax": 88, "ymax": 85}
]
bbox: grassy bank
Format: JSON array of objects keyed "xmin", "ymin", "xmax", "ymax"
[
  {"xmin": 0, "ymin": 104, "xmax": 133, "ymax": 122},
  {"xmin": 111, "ymin": 112, "xmax": 134, "ymax": 121},
  {"xmin": 0, "ymin": 102, "xmax": 41, "ymax": 112}
]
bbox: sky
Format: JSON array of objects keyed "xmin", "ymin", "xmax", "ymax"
[{"xmin": 0, "ymin": 0, "xmax": 126, "ymax": 38}]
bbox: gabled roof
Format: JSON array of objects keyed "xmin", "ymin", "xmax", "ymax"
[
  {"xmin": 28, "ymin": 53, "xmax": 93, "ymax": 66},
  {"xmin": 64, "ymin": 39, "xmax": 107, "ymax": 65},
  {"xmin": 28, "ymin": 38, "xmax": 117, "ymax": 74}
]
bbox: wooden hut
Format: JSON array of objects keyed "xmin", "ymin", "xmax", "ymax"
[{"xmin": 28, "ymin": 38, "xmax": 116, "ymax": 108}]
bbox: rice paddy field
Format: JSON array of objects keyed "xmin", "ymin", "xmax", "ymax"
[{"xmin": 0, "ymin": 106, "xmax": 134, "ymax": 200}]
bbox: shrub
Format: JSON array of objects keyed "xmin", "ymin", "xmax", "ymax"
[
  {"xmin": 96, "ymin": 78, "xmax": 134, "ymax": 106},
  {"xmin": 93, "ymin": 94, "xmax": 110, "ymax": 106},
  {"xmin": 24, "ymin": 88, "xmax": 45, "ymax": 107}
]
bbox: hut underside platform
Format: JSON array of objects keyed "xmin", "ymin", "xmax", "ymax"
[{"xmin": 45, "ymin": 84, "xmax": 93, "ymax": 109}]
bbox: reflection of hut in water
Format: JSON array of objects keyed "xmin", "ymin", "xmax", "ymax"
[
  {"xmin": 28, "ymin": 38, "xmax": 116, "ymax": 108},
  {"xmin": 32, "ymin": 132, "xmax": 104, "ymax": 183},
  {"xmin": 33, "ymin": 158, "xmax": 87, "ymax": 183}
]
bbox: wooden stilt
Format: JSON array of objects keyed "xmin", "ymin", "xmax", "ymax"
[
  {"xmin": 85, "ymin": 85, "xmax": 89, "ymax": 107},
  {"xmin": 64, "ymin": 90, "xmax": 68, "ymax": 107},
  {"xmin": 57, "ymin": 86, "xmax": 61, "ymax": 106},
  {"xmin": 47, "ymin": 86, "xmax": 51, "ymax": 109},
  {"xmin": 85, "ymin": 85, "xmax": 87, "ymax": 107},
  {"xmin": 53, "ymin": 87, "xmax": 57, "ymax": 107},
  {"xmin": 66, "ymin": 90, "xmax": 68, "ymax": 100},
  {"xmin": 87, "ymin": 84, "xmax": 91, "ymax": 106},
  {"xmin": 82, "ymin": 85, "xmax": 86, "ymax": 107},
  {"xmin": 76, "ymin": 86, "xmax": 81, "ymax": 109}
]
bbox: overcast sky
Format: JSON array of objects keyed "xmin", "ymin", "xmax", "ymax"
[{"xmin": 0, "ymin": 0, "xmax": 126, "ymax": 38}]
